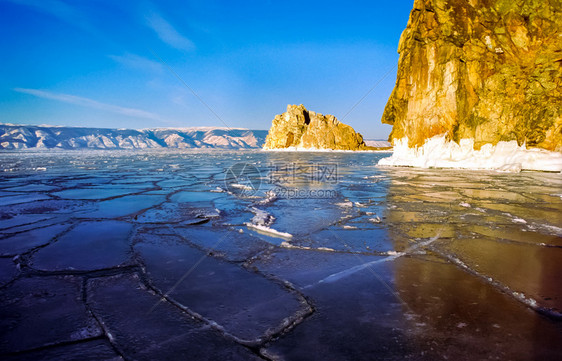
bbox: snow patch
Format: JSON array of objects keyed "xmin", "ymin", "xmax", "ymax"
[
  {"xmin": 512, "ymin": 292, "xmax": 538, "ymax": 308},
  {"xmin": 196, "ymin": 209, "xmax": 221, "ymax": 218},
  {"xmin": 246, "ymin": 223, "xmax": 293, "ymax": 239},
  {"xmin": 253, "ymin": 190, "xmax": 277, "ymax": 206},
  {"xmin": 386, "ymin": 250, "xmax": 403, "ymax": 256},
  {"xmin": 230, "ymin": 183, "xmax": 253, "ymax": 191},
  {"xmin": 245, "ymin": 207, "xmax": 292, "ymax": 239},
  {"xmin": 279, "ymin": 242, "xmax": 335, "ymax": 252},
  {"xmin": 335, "ymin": 201, "xmax": 353, "ymax": 208},
  {"xmin": 531, "ymin": 223, "xmax": 562, "ymax": 237},
  {"xmin": 249, "ymin": 207, "xmax": 275, "ymax": 226},
  {"xmin": 503, "ymin": 212, "xmax": 528, "ymax": 225}
]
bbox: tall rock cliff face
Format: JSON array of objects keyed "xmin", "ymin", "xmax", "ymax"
[
  {"xmin": 383, "ymin": 0, "xmax": 562, "ymax": 151},
  {"xmin": 263, "ymin": 105, "xmax": 368, "ymax": 150}
]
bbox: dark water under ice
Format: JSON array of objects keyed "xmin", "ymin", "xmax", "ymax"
[{"xmin": 0, "ymin": 149, "xmax": 561, "ymax": 360}]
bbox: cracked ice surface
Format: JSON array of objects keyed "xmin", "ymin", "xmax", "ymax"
[{"xmin": 0, "ymin": 149, "xmax": 561, "ymax": 360}]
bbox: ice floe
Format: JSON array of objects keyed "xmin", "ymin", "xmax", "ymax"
[
  {"xmin": 245, "ymin": 207, "xmax": 293, "ymax": 239},
  {"xmin": 245, "ymin": 223, "xmax": 293, "ymax": 239},
  {"xmin": 249, "ymin": 207, "xmax": 275, "ymax": 226}
]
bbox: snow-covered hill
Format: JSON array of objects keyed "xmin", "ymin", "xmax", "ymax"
[
  {"xmin": 0, "ymin": 124, "xmax": 268, "ymax": 150},
  {"xmin": 364, "ymin": 139, "xmax": 391, "ymax": 148}
]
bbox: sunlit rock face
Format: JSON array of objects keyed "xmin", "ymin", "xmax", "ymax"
[
  {"xmin": 383, "ymin": 0, "xmax": 562, "ymax": 151},
  {"xmin": 264, "ymin": 104, "xmax": 368, "ymax": 150}
]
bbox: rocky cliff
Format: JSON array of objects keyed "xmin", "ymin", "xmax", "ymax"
[
  {"xmin": 264, "ymin": 105, "xmax": 368, "ymax": 150},
  {"xmin": 382, "ymin": 0, "xmax": 562, "ymax": 151}
]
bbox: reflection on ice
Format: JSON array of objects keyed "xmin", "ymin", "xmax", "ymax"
[{"xmin": 384, "ymin": 168, "xmax": 562, "ymax": 320}]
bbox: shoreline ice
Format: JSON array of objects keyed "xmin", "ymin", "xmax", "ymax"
[
  {"xmin": 378, "ymin": 136, "xmax": 562, "ymax": 172},
  {"xmin": 262, "ymin": 147, "xmax": 391, "ymax": 153}
]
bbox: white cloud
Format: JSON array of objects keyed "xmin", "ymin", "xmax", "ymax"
[
  {"xmin": 108, "ymin": 53, "xmax": 163, "ymax": 73},
  {"xmin": 145, "ymin": 11, "xmax": 194, "ymax": 51},
  {"xmin": 14, "ymin": 88, "xmax": 165, "ymax": 122}
]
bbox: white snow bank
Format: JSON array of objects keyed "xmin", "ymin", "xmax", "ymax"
[{"xmin": 377, "ymin": 136, "xmax": 562, "ymax": 172}]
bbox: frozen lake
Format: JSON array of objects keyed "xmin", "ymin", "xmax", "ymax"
[{"xmin": 1, "ymin": 149, "xmax": 561, "ymax": 360}]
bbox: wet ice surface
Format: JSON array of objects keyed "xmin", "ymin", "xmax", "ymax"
[{"xmin": 0, "ymin": 149, "xmax": 561, "ymax": 360}]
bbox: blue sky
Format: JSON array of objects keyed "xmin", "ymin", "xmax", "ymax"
[{"xmin": 0, "ymin": 0, "xmax": 413, "ymax": 139}]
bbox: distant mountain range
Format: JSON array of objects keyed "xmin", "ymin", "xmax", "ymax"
[
  {"xmin": 0, "ymin": 123, "xmax": 391, "ymax": 150},
  {"xmin": 362, "ymin": 140, "xmax": 391, "ymax": 148},
  {"xmin": 0, "ymin": 124, "xmax": 269, "ymax": 150}
]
